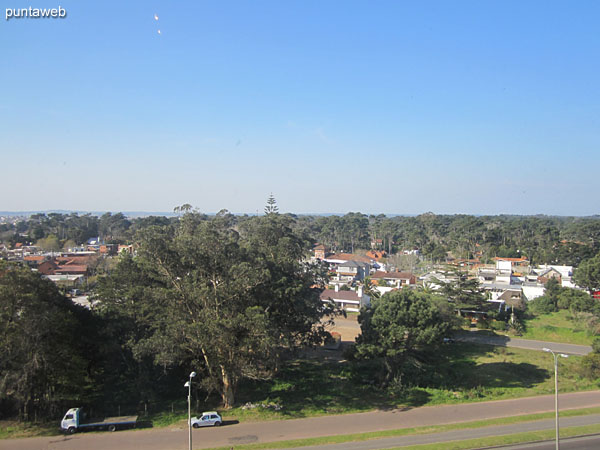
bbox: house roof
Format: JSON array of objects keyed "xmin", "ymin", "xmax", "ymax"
[
  {"xmin": 320, "ymin": 289, "xmax": 361, "ymax": 301},
  {"xmin": 493, "ymin": 257, "xmax": 528, "ymax": 262},
  {"xmin": 314, "ymin": 244, "xmax": 327, "ymax": 250},
  {"xmin": 371, "ymin": 271, "xmax": 414, "ymax": 280},
  {"xmin": 24, "ymin": 255, "xmax": 45, "ymax": 262},
  {"xmin": 327, "ymin": 253, "xmax": 372, "ymax": 263},
  {"xmin": 339, "ymin": 260, "xmax": 370, "ymax": 268},
  {"xmin": 366, "ymin": 250, "xmax": 386, "ymax": 260},
  {"xmin": 56, "ymin": 256, "xmax": 93, "ymax": 265},
  {"xmin": 55, "ymin": 265, "xmax": 88, "ymax": 274},
  {"xmin": 538, "ymin": 267, "xmax": 561, "ymax": 278}
]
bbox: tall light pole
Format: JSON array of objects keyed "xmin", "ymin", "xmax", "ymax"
[
  {"xmin": 543, "ymin": 348, "xmax": 568, "ymax": 450},
  {"xmin": 184, "ymin": 371, "xmax": 197, "ymax": 450}
]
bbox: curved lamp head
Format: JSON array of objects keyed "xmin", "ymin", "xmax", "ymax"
[
  {"xmin": 190, "ymin": 371, "xmax": 197, "ymax": 378},
  {"xmin": 184, "ymin": 381, "xmax": 190, "ymax": 388},
  {"xmin": 543, "ymin": 348, "xmax": 569, "ymax": 358}
]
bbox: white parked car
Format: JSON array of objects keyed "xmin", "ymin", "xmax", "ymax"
[{"xmin": 191, "ymin": 411, "xmax": 222, "ymax": 428}]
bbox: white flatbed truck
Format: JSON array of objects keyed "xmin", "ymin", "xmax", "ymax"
[{"xmin": 61, "ymin": 407, "xmax": 138, "ymax": 433}]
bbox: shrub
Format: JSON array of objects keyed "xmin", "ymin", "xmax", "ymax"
[
  {"xmin": 528, "ymin": 295, "xmax": 557, "ymax": 315},
  {"xmin": 476, "ymin": 318, "xmax": 490, "ymax": 330},
  {"xmin": 461, "ymin": 317, "xmax": 472, "ymax": 328},
  {"xmin": 592, "ymin": 338, "xmax": 600, "ymax": 354},
  {"xmin": 578, "ymin": 353, "xmax": 600, "ymax": 380},
  {"xmin": 490, "ymin": 320, "xmax": 508, "ymax": 332}
]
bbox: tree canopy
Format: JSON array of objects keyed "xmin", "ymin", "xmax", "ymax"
[
  {"xmin": 96, "ymin": 211, "xmax": 335, "ymax": 408},
  {"xmin": 574, "ymin": 252, "xmax": 600, "ymax": 292},
  {"xmin": 0, "ymin": 261, "xmax": 92, "ymax": 420},
  {"xmin": 355, "ymin": 289, "xmax": 454, "ymax": 384}
]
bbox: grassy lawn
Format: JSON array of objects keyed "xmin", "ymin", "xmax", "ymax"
[
  {"xmin": 0, "ymin": 421, "xmax": 58, "ymax": 439},
  {"xmin": 214, "ymin": 342, "xmax": 597, "ymax": 423},
  {"xmin": 389, "ymin": 423, "xmax": 600, "ymax": 450},
  {"xmin": 521, "ymin": 310, "xmax": 596, "ymax": 345}
]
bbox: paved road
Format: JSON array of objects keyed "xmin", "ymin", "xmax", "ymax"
[
  {"xmin": 292, "ymin": 414, "xmax": 600, "ymax": 449},
  {"xmin": 330, "ymin": 315, "xmax": 593, "ymax": 356},
  {"xmin": 493, "ymin": 434, "xmax": 600, "ymax": 449},
  {"xmin": 4, "ymin": 391, "xmax": 600, "ymax": 450},
  {"xmin": 456, "ymin": 333, "xmax": 592, "ymax": 356}
]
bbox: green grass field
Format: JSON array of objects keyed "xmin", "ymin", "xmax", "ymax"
[
  {"xmin": 521, "ymin": 310, "xmax": 596, "ymax": 345},
  {"xmin": 218, "ymin": 342, "xmax": 597, "ymax": 423}
]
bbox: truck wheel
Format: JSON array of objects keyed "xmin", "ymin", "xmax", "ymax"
[
  {"xmin": 192, "ymin": 423, "xmax": 199, "ymax": 429},
  {"xmin": 67, "ymin": 427, "xmax": 76, "ymax": 434},
  {"xmin": 108, "ymin": 425, "xmax": 116, "ymax": 432},
  {"xmin": 214, "ymin": 421, "xmax": 221, "ymax": 427}
]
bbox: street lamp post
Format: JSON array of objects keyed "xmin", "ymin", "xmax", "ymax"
[
  {"xmin": 184, "ymin": 371, "xmax": 197, "ymax": 450},
  {"xmin": 543, "ymin": 348, "xmax": 568, "ymax": 450}
]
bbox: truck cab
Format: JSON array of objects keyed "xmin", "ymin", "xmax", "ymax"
[{"xmin": 60, "ymin": 408, "xmax": 80, "ymax": 434}]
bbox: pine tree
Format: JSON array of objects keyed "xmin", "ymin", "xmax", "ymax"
[{"xmin": 264, "ymin": 193, "xmax": 279, "ymax": 215}]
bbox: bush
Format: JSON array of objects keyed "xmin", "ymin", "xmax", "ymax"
[
  {"xmin": 571, "ymin": 312, "xmax": 600, "ymax": 336},
  {"xmin": 578, "ymin": 353, "xmax": 600, "ymax": 380},
  {"xmin": 528, "ymin": 295, "xmax": 557, "ymax": 315},
  {"xmin": 490, "ymin": 320, "xmax": 508, "ymax": 332},
  {"xmin": 476, "ymin": 318, "xmax": 490, "ymax": 330},
  {"xmin": 557, "ymin": 289, "xmax": 597, "ymax": 313},
  {"xmin": 507, "ymin": 320, "xmax": 524, "ymax": 336},
  {"xmin": 592, "ymin": 338, "xmax": 600, "ymax": 354}
]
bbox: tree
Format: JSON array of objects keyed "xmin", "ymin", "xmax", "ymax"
[
  {"xmin": 35, "ymin": 234, "xmax": 60, "ymax": 252},
  {"xmin": 355, "ymin": 290, "xmax": 453, "ymax": 383},
  {"xmin": 439, "ymin": 270, "xmax": 487, "ymax": 312},
  {"xmin": 362, "ymin": 277, "xmax": 380, "ymax": 300},
  {"xmin": 0, "ymin": 262, "xmax": 91, "ymax": 420},
  {"xmin": 97, "ymin": 212, "xmax": 334, "ymax": 408},
  {"xmin": 173, "ymin": 204, "xmax": 193, "ymax": 214},
  {"xmin": 574, "ymin": 253, "xmax": 600, "ymax": 292},
  {"xmin": 264, "ymin": 194, "xmax": 279, "ymax": 215}
]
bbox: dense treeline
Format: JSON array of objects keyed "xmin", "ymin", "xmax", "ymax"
[
  {"xmin": 0, "ymin": 211, "xmax": 335, "ymax": 420},
  {"xmin": 0, "ymin": 262, "xmax": 97, "ymax": 420},
  {"xmin": 2, "ymin": 212, "xmax": 599, "ymax": 265}
]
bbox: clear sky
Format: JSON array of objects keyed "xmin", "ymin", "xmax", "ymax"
[{"xmin": 1, "ymin": 1, "xmax": 599, "ymax": 215}]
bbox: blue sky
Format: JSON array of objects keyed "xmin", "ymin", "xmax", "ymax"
[{"xmin": 1, "ymin": 1, "xmax": 599, "ymax": 215}]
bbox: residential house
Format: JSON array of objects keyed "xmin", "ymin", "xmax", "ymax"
[
  {"xmin": 536, "ymin": 265, "xmax": 575, "ymax": 288},
  {"xmin": 320, "ymin": 285, "xmax": 370, "ymax": 312},
  {"xmin": 370, "ymin": 238, "xmax": 383, "ymax": 249},
  {"xmin": 334, "ymin": 260, "xmax": 371, "ymax": 283},
  {"xmin": 371, "ymin": 271, "xmax": 416, "ymax": 288},
  {"xmin": 493, "ymin": 257, "xmax": 530, "ymax": 274},
  {"xmin": 55, "ymin": 264, "xmax": 88, "ymax": 276},
  {"xmin": 313, "ymin": 244, "xmax": 328, "ymax": 260},
  {"xmin": 536, "ymin": 267, "xmax": 562, "ymax": 285},
  {"xmin": 118, "ymin": 244, "xmax": 135, "ymax": 255},
  {"xmin": 37, "ymin": 260, "xmax": 59, "ymax": 275}
]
